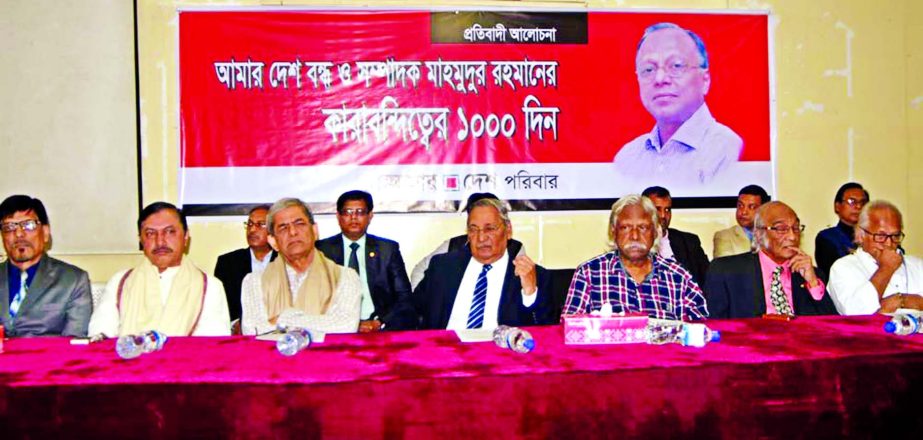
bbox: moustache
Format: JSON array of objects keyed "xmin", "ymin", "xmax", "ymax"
[
  {"xmin": 13, "ymin": 240, "xmax": 33, "ymax": 249},
  {"xmin": 623, "ymin": 242, "xmax": 649, "ymax": 252},
  {"xmin": 152, "ymin": 246, "xmax": 173, "ymax": 255}
]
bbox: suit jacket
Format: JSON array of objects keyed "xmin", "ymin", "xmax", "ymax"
[
  {"xmin": 814, "ymin": 221, "xmax": 857, "ymax": 281},
  {"xmin": 214, "ymin": 248, "xmax": 277, "ymax": 322},
  {"xmin": 315, "ymin": 233, "xmax": 412, "ymax": 327},
  {"xmin": 666, "ymin": 228, "xmax": 710, "ymax": 288},
  {"xmin": 713, "ymin": 225, "xmax": 752, "ymax": 258},
  {"xmin": 398, "ymin": 246, "xmax": 553, "ymax": 330},
  {"xmin": 0, "ymin": 256, "xmax": 92, "ymax": 337},
  {"xmin": 705, "ymin": 252, "xmax": 837, "ymax": 319}
]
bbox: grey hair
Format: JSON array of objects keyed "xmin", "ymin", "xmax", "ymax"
[
  {"xmin": 607, "ymin": 194, "xmax": 661, "ymax": 253},
  {"xmin": 267, "ymin": 197, "xmax": 315, "ymax": 235},
  {"xmin": 467, "ymin": 197, "xmax": 512, "ymax": 228},
  {"xmin": 856, "ymin": 200, "xmax": 903, "ymax": 240},
  {"xmin": 752, "ymin": 201, "xmax": 800, "ymax": 252},
  {"xmin": 637, "ymin": 22, "xmax": 709, "ymax": 69}
]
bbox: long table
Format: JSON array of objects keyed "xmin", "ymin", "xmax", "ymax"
[{"xmin": 2, "ymin": 315, "xmax": 922, "ymax": 438}]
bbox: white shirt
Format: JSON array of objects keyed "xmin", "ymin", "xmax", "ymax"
[
  {"xmin": 240, "ymin": 262, "xmax": 362, "ymax": 335},
  {"xmin": 249, "ymin": 249, "xmax": 273, "ymax": 273},
  {"xmin": 88, "ymin": 265, "xmax": 231, "ymax": 337},
  {"xmin": 445, "ymin": 252, "xmax": 537, "ymax": 331},
  {"xmin": 658, "ymin": 230, "xmax": 674, "ymax": 260},
  {"xmin": 342, "ymin": 234, "xmax": 374, "ymax": 320},
  {"xmin": 828, "ymin": 248, "xmax": 923, "ymax": 315},
  {"xmin": 411, "ymin": 237, "xmax": 529, "ymax": 290}
]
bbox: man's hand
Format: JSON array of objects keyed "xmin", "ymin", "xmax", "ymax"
[
  {"xmin": 879, "ymin": 294, "xmax": 904, "ymax": 314},
  {"xmin": 358, "ymin": 319, "xmax": 382, "ymax": 333},
  {"xmin": 900, "ymin": 294, "xmax": 923, "ymax": 310},
  {"xmin": 789, "ymin": 249, "xmax": 819, "ymax": 286},
  {"xmin": 513, "ymin": 255, "xmax": 538, "ymax": 295},
  {"xmin": 872, "ymin": 248, "xmax": 904, "ymax": 274}
]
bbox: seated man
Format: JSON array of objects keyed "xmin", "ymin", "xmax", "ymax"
[
  {"xmin": 713, "ymin": 184, "xmax": 769, "ymax": 258},
  {"xmin": 642, "ymin": 186, "xmax": 710, "ymax": 287},
  {"xmin": 828, "ymin": 200, "xmax": 923, "ymax": 314},
  {"xmin": 562, "ymin": 195, "xmax": 707, "ymax": 321},
  {"xmin": 90, "ymin": 202, "xmax": 230, "ymax": 336},
  {"xmin": 241, "ymin": 198, "xmax": 361, "ymax": 335},
  {"xmin": 316, "ymin": 190, "xmax": 411, "ymax": 332},
  {"xmin": 815, "ymin": 182, "xmax": 869, "ymax": 278},
  {"xmin": 214, "ymin": 204, "xmax": 277, "ymax": 322},
  {"xmin": 1, "ymin": 195, "xmax": 91, "ymax": 337},
  {"xmin": 400, "ymin": 198, "xmax": 552, "ymax": 330},
  {"xmin": 410, "ymin": 192, "xmax": 524, "ymax": 289},
  {"xmin": 706, "ymin": 201, "xmax": 837, "ymax": 318}
]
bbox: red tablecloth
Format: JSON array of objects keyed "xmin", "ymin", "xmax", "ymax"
[{"xmin": 2, "ymin": 315, "xmax": 922, "ymax": 438}]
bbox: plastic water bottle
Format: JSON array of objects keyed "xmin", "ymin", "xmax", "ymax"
[
  {"xmin": 276, "ymin": 327, "xmax": 312, "ymax": 356},
  {"xmin": 647, "ymin": 319, "xmax": 720, "ymax": 347},
  {"xmin": 884, "ymin": 313, "xmax": 920, "ymax": 335},
  {"xmin": 116, "ymin": 330, "xmax": 167, "ymax": 359},
  {"xmin": 492, "ymin": 325, "xmax": 536, "ymax": 353}
]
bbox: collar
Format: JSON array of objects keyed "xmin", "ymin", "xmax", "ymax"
[
  {"xmin": 758, "ymin": 250, "xmax": 791, "ymax": 272},
  {"xmin": 7, "ymin": 258, "xmax": 42, "ymax": 284},
  {"xmin": 344, "ymin": 233, "xmax": 367, "ymax": 247},
  {"xmin": 249, "ymin": 248, "xmax": 273, "ymax": 263},
  {"xmin": 610, "ymin": 251, "xmax": 660, "ymax": 277},
  {"xmin": 644, "ymin": 103, "xmax": 714, "ymax": 152}
]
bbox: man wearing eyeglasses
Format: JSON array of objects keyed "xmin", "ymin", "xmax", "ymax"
[
  {"xmin": 828, "ymin": 201, "xmax": 923, "ymax": 315},
  {"xmin": 396, "ymin": 198, "xmax": 552, "ymax": 330},
  {"xmin": 0, "ymin": 195, "xmax": 91, "ymax": 337},
  {"xmin": 214, "ymin": 205, "xmax": 277, "ymax": 323},
  {"xmin": 612, "ymin": 22, "xmax": 742, "ymax": 184},
  {"xmin": 240, "ymin": 198, "xmax": 361, "ymax": 335},
  {"xmin": 814, "ymin": 183, "xmax": 869, "ymax": 278},
  {"xmin": 316, "ymin": 190, "xmax": 411, "ymax": 332},
  {"xmin": 706, "ymin": 201, "xmax": 837, "ymax": 318}
]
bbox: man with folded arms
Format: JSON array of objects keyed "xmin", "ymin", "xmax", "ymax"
[
  {"xmin": 240, "ymin": 198, "xmax": 361, "ymax": 335},
  {"xmin": 1, "ymin": 195, "xmax": 91, "ymax": 337},
  {"xmin": 89, "ymin": 202, "xmax": 230, "ymax": 336},
  {"xmin": 828, "ymin": 200, "xmax": 923, "ymax": 314},
  {"xmin": 399, "ymin": 197, "xmax": 551, "ymax": 330},
  {"xmin": 563, "ymin": 195, "xmax": 708, "ymax": 321},
  {"xmin": 706, "ymin": 201, "xmax": 837, "ymax": 318}
]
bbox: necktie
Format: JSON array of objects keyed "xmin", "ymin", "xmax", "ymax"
[
  {"xmin": 769, "ymin": 266, "xmax": 793, "ymax": 315},
  {"xmin": 466, "ymin": 264, "xmax": 492, "ymax": 329},
  {"xmin": 9, "ymin": 271, "xmax": 28, "ymax": 318},
  {"xmin": 348, "ymin": 242, "xmax": 360, "ymax": 274}
]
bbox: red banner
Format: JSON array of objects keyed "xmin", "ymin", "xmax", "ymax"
[{"xmin": 179, "ymin": 9, "xmax": 771, "ymax": 213}]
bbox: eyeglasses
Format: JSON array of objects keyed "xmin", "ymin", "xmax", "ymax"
[
  {"xmin": 274, "ymin": 219, "xmax": 310, "ymax": 234},
  {"xmin": 636, "ymin": 59, "xmax": 702, "ymax": 82},
  {"xmin": 0, "ymin": 219, "xmax": 42, "ymax": 234},
  {"xmin": 860, "ymin": 228, "xmax": 905, "ymax": 244},
  {"xmin": 339, "ymin": 208, "xmax": 369, "ymax": 217},
  {"xmin": 244, "ymin": 221, "xmax": 267, "ymax": 229},
  {"xmin": 839, "ymin": 198, "xmax": 868, "ymax": 208},
  {"xmin": 467, "ymin": 224, "xmax": 504, "ymax": 238},
  {"xmin": 762, "ymin": 224, "xmax": 806, "ymax": 235}
]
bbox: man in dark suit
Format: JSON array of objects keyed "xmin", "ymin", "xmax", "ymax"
[
  {"xmin": 214, "ymin": 204, "xmax": 277, "ymax": 322},
  {"xmin": 315, "ymin": 190, "xmax": 411, "ymax": 332},
  {"xmin": 706, "ymin": 201, "xmax": 837, "ymax": 318},
  {"xmin": 397, "ymin": 197, "xmax": 552, "ymax": 330},
  {"xmin": 0, "ymin": 195, "xmax": 91, "ymax": 337},
  {"xmin": 642, "ymin": 186, "xmax": 710, "ymax": 287}
]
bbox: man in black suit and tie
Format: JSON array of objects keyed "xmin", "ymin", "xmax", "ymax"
[
  {"xmin": 315, "ymin": 190, "xmax": 412, "ymax": 332},
  {"xmin": 1, "ymin": 195, "xmax": 91, "ymax": 337},
  {"xmin": 397, "ymin": 197, "xmax": 552, "ymax": 330},
  {"xmin": 214, "ymin": 205, "xmax": 277, "ymax": 322},
  {"xmin": 642, "ymin": 186, "xmax": 710, "ymax": 287},
  {"xmin": 705, "ymin": 201, "xmax": 837, "ymax": 318}
]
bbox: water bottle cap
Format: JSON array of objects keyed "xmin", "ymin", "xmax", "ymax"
[
  {"xmin": 523, "ymin": 338, "xmax": 536, "ymax": 352},
  {"xmin": 883, "ymin": 321, "xmax": 897, "ymax": 333},
  {"xmin": 710, "ymin": 330, "xmax": 721, "ymax": 342}
]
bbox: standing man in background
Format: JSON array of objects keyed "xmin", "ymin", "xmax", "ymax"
[
  {"xmin": 215, "ymin": 204, "xmax": 277, "ymax": 323},
  {"xmin": 713, "ymin": 184, "xmax": 770, "ymax": 258},
  {"xmin": 815, "ymin": 182, "xmax": 869, "ymax": 278},
  {"xmin": 641, "ymin": 186, "xmax": 710, "ymax": 287}
]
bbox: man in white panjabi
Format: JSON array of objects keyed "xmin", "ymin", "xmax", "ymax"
[
  {"xmin": 241, "ymin": 198, "xmax": 361, "ymax": 335},
  {"xmin": 89, "ymin": 202, "xmax": 230, "ymax": 337}
]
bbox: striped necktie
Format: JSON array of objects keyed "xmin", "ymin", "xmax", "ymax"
[
  {"xmin": 9, "ymin": 271, "xmax": 28, "ymax": 318},
  {"xmin": 466, "ymin": 264, "xmax": 493, "ymax": 329},
  {"xmin": 769, "ymin": 266, "xmax": 793, "ymax": 315}
]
